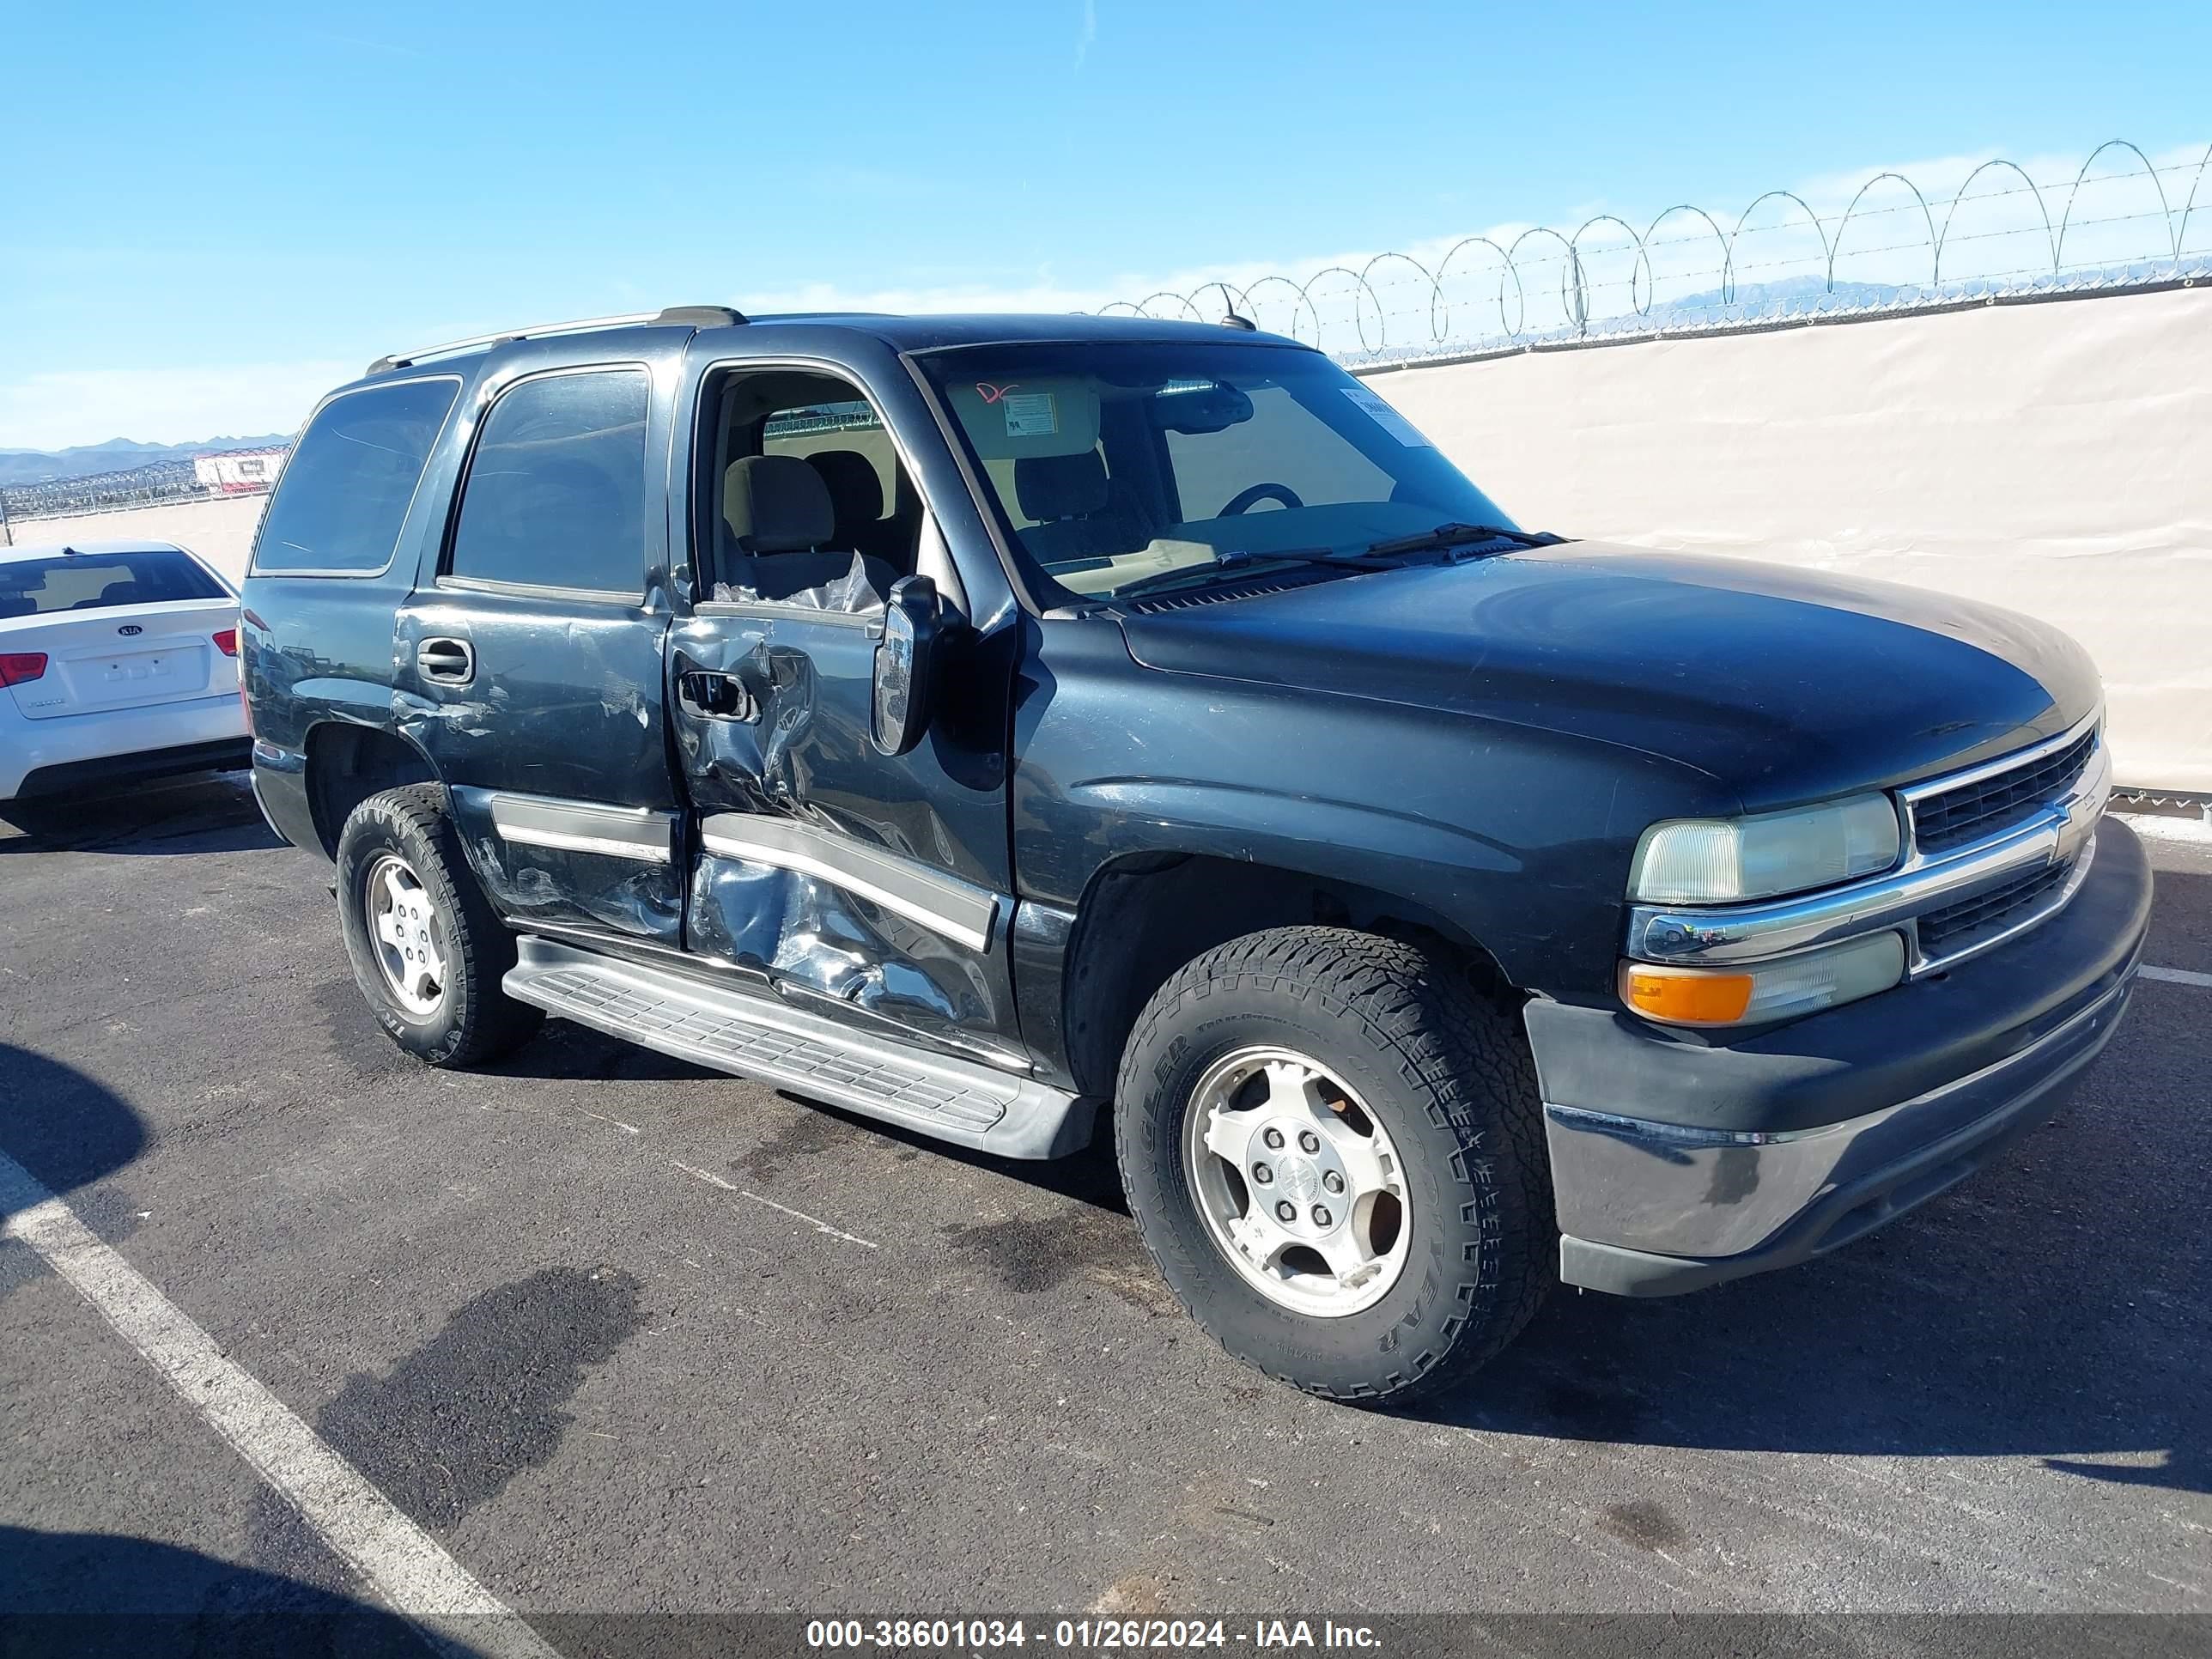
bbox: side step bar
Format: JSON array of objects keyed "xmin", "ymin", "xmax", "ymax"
[{"xmin": 503, "ymin": 937, "xmax": 1096, "ymax": 1159}]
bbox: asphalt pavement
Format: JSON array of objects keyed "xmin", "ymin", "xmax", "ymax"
[{"xmin": 3, "ymin": 776, "xmax": 2208, "ymax": 1651}]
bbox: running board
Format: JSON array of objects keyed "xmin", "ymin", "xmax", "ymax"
[{"xmin": 504, "ymin": 937, "xmax": 1096, "ymax": 1159}]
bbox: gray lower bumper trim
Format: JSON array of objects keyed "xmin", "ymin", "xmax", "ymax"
[{"xmin": 1548, "ymin": 951, "xmax": 2138, "ymax": 1294}]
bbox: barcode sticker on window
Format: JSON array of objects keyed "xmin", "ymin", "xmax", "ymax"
[
  {"xmin": 1341, "ymin": 385, "xmax": 1432, "ymax": 447},
  {"xmin": 1003, "ymin": 392, "xmax": 1058, "ymax": 438}
]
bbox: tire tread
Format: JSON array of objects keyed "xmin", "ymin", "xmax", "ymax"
[{"xmin": 1115, "ymin": 926, "xmax": 1553, "ymax": 1403}]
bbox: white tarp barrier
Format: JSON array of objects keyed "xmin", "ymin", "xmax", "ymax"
[{"xmin": 1364, "ymin": 284, "xmax": 2212, "ymax": 793}]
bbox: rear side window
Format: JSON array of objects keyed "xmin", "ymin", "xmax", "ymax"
[
  {"xmin": 447, "ymin": 368, "xmax": 649, "ymax": 595},
  {"xmin": 0, "ymin": 550, "xmax": 225, "ymax": 617},
  {"xmin": 252, "ymin": 377, "xmax": 460, "ymax": 574}
]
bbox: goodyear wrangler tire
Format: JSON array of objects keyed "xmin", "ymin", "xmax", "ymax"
[
  {"xmin": 335, "ymin": 784, "xmax": 541, "ymax": 1067},
  {"xmin": 1115, "ymin": 926, "xmax": 1553, "ymax": 1402}
]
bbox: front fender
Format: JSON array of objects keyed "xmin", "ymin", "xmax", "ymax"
[{"xmin": 1012, "ymin": 617, "xmax": 1734, "ymax": 1000}]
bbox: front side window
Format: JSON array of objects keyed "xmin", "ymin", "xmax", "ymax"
[
  {"xmin": 0, "ymin": 550, "xmax": 225, "ymax": 617},
  {"xmin": 447, "ymin": 368, "xmax": 650, "ymax": 594},
  {"xmin": 252, "ymin": 376, "xmax": 460, "ymax": 573},
  {"xmin": 694, "ymin": 368, "xmax": 921, "ymax": 612},
  {"xmin": 918, "ymin": 342, "xmax": 1512, "ymax": 605}
]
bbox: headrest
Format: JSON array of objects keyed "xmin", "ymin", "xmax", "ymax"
[
  {"xmin": 1015, "ymin": 450, "xmax": 1109, "ymax": 522},
  {"xmin": 724, "ymin": 454, "xmax": 835, "ymax": 553},
  {"xmin": 805, "ymin": 449, "xmax": 884, "ymax": 527}
]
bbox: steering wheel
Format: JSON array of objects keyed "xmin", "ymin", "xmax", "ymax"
[{"xmin": 1218, "ymin": 482, "xmax": 1304, "ymax": 515}]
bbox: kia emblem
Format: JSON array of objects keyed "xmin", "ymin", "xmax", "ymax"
[{"xmin": 118, "ymin": 624, "xmax": 143, "ymax": 635}]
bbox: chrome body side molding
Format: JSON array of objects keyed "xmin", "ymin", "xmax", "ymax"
[
  {"xmin": 698, "ymin": 813, "xmax": 1003, "ymax": 953},
  {"xmin": 487, "ymin": 792, "xmax": 677, "ymax": 864}
]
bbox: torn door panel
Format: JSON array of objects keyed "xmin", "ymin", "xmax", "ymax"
[
  {"xmin": 685, "ymin": 832, "xmax": 1012, "ymax": 1048},
  {"xmin": 671, "ymin": 641, "xmax": 822, "ymax": 811}
]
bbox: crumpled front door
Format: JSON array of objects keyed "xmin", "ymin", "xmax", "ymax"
[{"xmin": 666, "ymin": 603, "xmax": 1026, "ymax": 1069}]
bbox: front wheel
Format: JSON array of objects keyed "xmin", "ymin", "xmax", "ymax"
[
  {"xmin": 334, "ymin": 784, "xmax": 541, "ymax": 1066},
  {"xmin": 1115, "ymin": 927, "xmax": 1553, "ymax": 1402}
]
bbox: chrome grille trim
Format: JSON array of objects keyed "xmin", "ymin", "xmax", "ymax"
[
  {"xmin": 1911, "ymin": 837, "xmax": 2096, "ymax": 971},
  {"xmin": 1901, "ymin": 713, "xmax": 2102, "ymax": 858},
  {"xmin": 1625, "ymin": 711, "xmax": 2110, "ymax": 979}
]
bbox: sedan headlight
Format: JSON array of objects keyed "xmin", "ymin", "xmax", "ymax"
[{"xmin": 1628, "ymin": 793, "xmax": 1900, "ymax": 904}]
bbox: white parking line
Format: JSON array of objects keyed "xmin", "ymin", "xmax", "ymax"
[
  {"xmin": 738, "ymin": 1188, "xmax": 879, "ymax": 1251},
  {"xmin": 0, "ymin": 1149, "xmax": 562, "ymax": 1659},
  {"xmin": 671, "ymin": 1158, "xmax": 878, "ymax": 1249},
  {"xmin": 2143, "ymin": 965, "xmax": 2212, "ymax": 988}
]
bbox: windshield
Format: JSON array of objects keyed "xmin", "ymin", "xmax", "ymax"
[
  {"xmin": 0, "ymin": 550, "xmax": 226, "ymax": 617},
  {"xmin": 918, "ymin": 342, "xmax": 1514, "ymax": 605}
]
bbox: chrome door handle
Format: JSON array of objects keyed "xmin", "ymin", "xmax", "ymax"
[{"xmin": 416, "ymin": 637, "xmax": 475, "ymax": 685}]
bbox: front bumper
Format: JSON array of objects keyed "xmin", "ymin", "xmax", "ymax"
[{"xmin": 1531, "ymin": 817, "xmax": 2152, "ymax": 1297}]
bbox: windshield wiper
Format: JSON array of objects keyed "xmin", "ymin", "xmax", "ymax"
[
  {"xmin": 1362, "ymin": 521, "xmax": 1567, "ymax": 560},
  {"xmin": 1107, "ymin": 547, "xmax": 1398, "ymax": 602}
]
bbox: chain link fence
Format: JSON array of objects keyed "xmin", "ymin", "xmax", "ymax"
[{"xmin": 0, "ymin": 458, "xmax": 275, "ymax": 547}]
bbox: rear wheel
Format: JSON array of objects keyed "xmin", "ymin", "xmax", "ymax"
[
  {"xmin": 334, "ymin": 784, "xmax": 540, "ymax": 1066},
  {"xmin": 1115, "ymin": 927, "xmax": 1553, "ymax": 1402}
]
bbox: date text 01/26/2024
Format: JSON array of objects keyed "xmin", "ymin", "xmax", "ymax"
[{"xmin": 805, "ymin": 1620, "xmax": 1382, "ymax": 1650}]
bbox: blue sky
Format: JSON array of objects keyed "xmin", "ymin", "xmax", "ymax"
[{"xmin": 3, "ymin": 0, "xmax": 2209, "ymax": 448}]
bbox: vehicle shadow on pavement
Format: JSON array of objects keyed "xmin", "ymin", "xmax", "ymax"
[
  {"xmin": 0, "ymin": 775, "xmax": 279, "ymax": 858},
  {"xmin": 0, "ymin": 1045, "xmax": 150, "ymax": 1306},
  {"xmin": 0, "ymin": 1045, "xmax": 146, "ymax": 1213},
  {"xmin": 1421, "ymin": 1034, "xmax": 2209, "ymax": 1495},
  {"xmin": 480, "ymin": 1017, "xmax": 1139, "ymax": 1212},
  {"xmin": 0, "ymin": 1524, "xmax": 440, "ymax": 1658}
]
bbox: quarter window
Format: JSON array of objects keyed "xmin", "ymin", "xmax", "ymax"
[
  {"xmin": 252, "ymin": 377, "xmax": 459, "ymax": 574},
  {"xmin": 447, "ymin": 368, "xmax": 650, "ymax": 594}
]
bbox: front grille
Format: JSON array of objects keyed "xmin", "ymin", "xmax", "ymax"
[
  {"xmin": 1911, "ymin": 726, "xmax": 2098, "ymax": 854},
  {"xmin": 1917, "ymin": 860, "xmax": 2072, "ymax": 958}
]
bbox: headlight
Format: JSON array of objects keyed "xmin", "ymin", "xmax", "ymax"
[
  {"xmin": 1620, "ymin": 931, "xmax": 1906, "ymax": 1027},
  {"xmin": 1628, "ymin": 793, "xmax": 1900, "ymax": 903}
]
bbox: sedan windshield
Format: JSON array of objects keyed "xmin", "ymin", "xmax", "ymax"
[{"xmin": 918, "ymin": 342, "xmax": 1516, "ymax": 605}]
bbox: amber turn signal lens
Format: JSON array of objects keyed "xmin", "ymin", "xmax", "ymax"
[{"xmin": 1620, "ymin": 963, "xmax": 1756, "ymax": 1025}]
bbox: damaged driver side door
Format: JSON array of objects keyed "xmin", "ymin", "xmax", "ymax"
[{"xmin": 665, "ymin": 359, "xmax": 1026, "ymax": 1069}]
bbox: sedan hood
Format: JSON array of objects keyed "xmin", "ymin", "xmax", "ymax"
[{"xmin": 1115, "ymin": 543, "xmax": 2100, "ymax": 810}]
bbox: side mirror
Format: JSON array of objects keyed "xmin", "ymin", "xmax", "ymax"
[{"xmin": 871, "ymin": 574, "xmax": 944, "ymax": 757}]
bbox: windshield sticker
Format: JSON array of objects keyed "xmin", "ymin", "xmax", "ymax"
[
  {"xmin": 1001, "ymin": 391, "xmax": 1059, "ymax": 439},
  {"xmin": 1340, "ymin": 385, "xmax": 1432, "ymax": 447}
]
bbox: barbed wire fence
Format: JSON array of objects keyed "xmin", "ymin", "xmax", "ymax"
[
  {"xmin": 8, "ymin": 140, "xmax": 2208, "ymax": 541},
  {"xmin": 1103, "ymin": 139, "xmax": 2212, "ymax": 363}
]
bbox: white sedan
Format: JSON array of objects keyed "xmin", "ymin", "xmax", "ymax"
[{"xmin": 1, "ymin": 539, "xmax": 249, "ymax": 804}]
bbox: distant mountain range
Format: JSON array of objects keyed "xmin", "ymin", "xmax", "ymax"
[{"xmin": 0, "ymin": 435, "xmax": 289, "ymax": 488}]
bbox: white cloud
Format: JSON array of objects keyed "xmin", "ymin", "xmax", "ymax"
[{"xmin": 1076, "ymin": 0, "xmax": 1097, "ymax": 66}]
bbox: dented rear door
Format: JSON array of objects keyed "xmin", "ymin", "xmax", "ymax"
[{"xmin": 395, "ymin": 333, "xmax": 687, "ymax": 945}]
